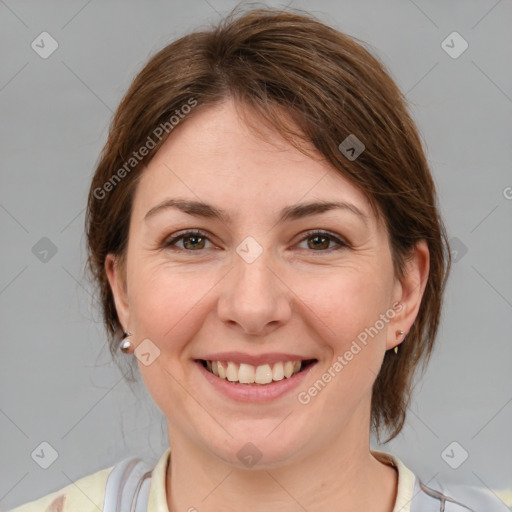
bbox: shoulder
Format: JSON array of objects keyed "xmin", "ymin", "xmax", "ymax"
[
  {"xmin": 411, "ymin": 476, "xmax": 508, "ymax": 511},
  {"xmin": 7, "ymin": 465, "xmax": 114, "ymax": 512},
  {"xmin": 371, "ymin": 449, "xmax": 508, "ymax": 512}
]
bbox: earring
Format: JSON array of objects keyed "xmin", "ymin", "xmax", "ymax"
[
  {"xmin": 394, "ymin": 330, "xmax": 405, "ymax": 354},
  {"xmin": 119, "ymin": 331, "xmax": 133, "ymax": 353}
]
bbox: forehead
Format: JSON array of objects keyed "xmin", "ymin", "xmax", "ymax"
[{"xmin": 132, "ymin": 99, "xmax": 378, "ymax": 228}]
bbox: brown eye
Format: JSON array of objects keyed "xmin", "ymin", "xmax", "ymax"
[
  {"xmin": 162, "ymin": 230, "xmax": 213, "ymax": 251},
  {"xmin": 162, "ymin": 229, "xmax": 348, "ymax": 253},
  {"xmin": 307, "ymin": 234, "xmax": 330, "ymax": 250},
  {"xmin": 298, "ymin": 230, "xmax": 348, "ymax": 252},
  {"xmin": 182, "ymin": 234, "xmax": 206, "ymax": 250}
]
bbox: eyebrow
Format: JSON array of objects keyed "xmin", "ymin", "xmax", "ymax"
[{"xmin": 144, "ymin": 198, "xmax": 368, "ymax": 225}]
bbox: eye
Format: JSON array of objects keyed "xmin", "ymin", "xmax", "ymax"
[
  {"xmin": 161, "ymin": 229, "xmax": 349, "ymax": 253},
  {"xmin": 162, "ymin": 229, "xmax": 214, "ymax": 251},
  {"xmin": 296, "ymin": 230, "xmax": 349, "ymax": 252}
]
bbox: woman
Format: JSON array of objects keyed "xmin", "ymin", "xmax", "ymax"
[{"xmin": 9, "ymin": 6, "xmax": 504, "ymax": 512}]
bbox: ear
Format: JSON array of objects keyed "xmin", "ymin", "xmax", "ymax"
[
  {"xmin": 387, "ymin": 240, "xmax": 430, "ymax": 351},
  {"xmin": 105, "ymin": 253, "xmax": 130, "ymax": 332}
]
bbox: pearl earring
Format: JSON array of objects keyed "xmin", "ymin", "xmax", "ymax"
[{"xmin": 119, "ymin": 331, "xmax": 133, "ymax": 353}]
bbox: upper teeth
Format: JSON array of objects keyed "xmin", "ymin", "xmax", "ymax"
[{"xmin": 206, "ymin": 360, "xmax": 303, "ymax": 384}]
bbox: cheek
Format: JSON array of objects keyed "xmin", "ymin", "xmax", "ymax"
[
  {"xmin": 128, "ymin": 260, "xmax": 216, "ymax": 346},
  {"xmin": 305, "ymin": 272, "xmax": 391, "ymax": 406},
  {"xmin": 128, "ymin": 264, "xmax": 211, "ymax": 405},
  {"xmin": 300, "ymin": 266, "xmax": 390, "ymax": 344},
  {"xmin": 127, "ymin": 243, "xmax": 393, "ymax": 352}
]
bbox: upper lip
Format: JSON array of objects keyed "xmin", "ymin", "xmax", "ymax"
[{"xmin": 196, "ymin": 352, "xmax": 317, "ymax": 366}]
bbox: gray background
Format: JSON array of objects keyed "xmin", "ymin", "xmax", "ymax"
[{"xmin": 1, "ymin": 0, "xmax": 511, "ymax": 509}]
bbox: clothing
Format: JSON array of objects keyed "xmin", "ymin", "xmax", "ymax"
[{"xmin": 8, "ymin": 448, "xmax": 507, "ymax": 511}]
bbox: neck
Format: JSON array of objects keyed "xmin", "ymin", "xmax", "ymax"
[{"xmin": 165, "ymin": 420, "xmax": 398, "ymax": 512}]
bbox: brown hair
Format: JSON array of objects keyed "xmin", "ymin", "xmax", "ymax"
[{"xmin": 85, "ymin": 6, "xmax": 451, "ymax": 443}]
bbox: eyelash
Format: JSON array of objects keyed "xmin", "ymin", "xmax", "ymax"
[{"xmin": 161, "ymin": 229, "xmax": 349, "ymax": 254}]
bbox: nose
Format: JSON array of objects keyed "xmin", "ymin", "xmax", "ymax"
[{"xmin": 217, "ymin": 246, "xmax": 292, "ymax": 336}]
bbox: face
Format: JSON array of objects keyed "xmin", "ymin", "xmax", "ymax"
[{"xmin": 106, "ymin": 98, "xmax": 428, "ymax": 469}]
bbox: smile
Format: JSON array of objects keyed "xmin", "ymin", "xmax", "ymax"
[
  {"xmin": 200, "ymin": 359, "xmax": 317, "ymax": 385},
  {"xmin": 194, "ymin": 357, "xmax": 318, "ymax": 402}
]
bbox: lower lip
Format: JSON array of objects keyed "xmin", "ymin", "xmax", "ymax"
[{"xmin": 195, "ymin": 360, "xmax": 317, "ymax": 403}]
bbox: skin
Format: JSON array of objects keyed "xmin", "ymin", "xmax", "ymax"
[{"xmin": 106, "ymin": 98, "xmax": 429, "ymax": 512}]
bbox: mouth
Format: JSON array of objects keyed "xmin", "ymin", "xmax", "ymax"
[{"xmin": 195, "ymin": 358, "xmax": 318, "ymax": 386}]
